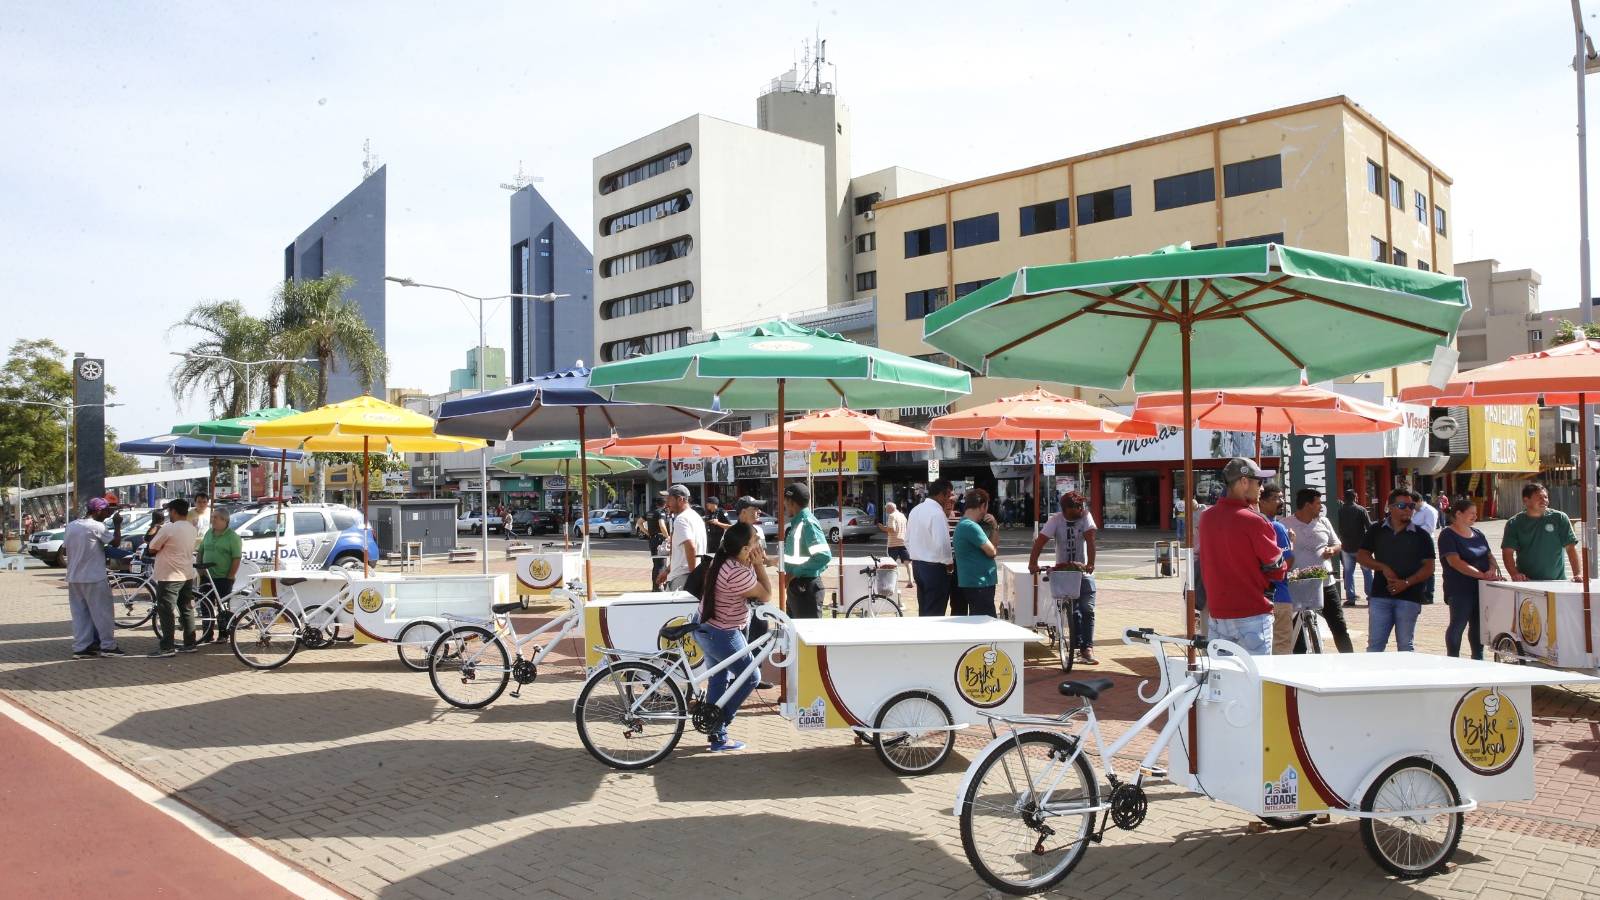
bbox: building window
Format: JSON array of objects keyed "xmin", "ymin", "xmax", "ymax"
[
  {"xmin": 1370, "ymin": 237, "xmax": 1387, "ymax": 262},
  {"xmin": 1225, "ymin": 232, "xmax": 1284, "ymax": 247},
  {"xmin": 1018, "ymin": 198, "xmax": 1070, "ymax": 236},
  {"xmin": 854, "ymin": 192, "xmax": 882, "ymax": 215},
  {"xmin": 600, "ymin": 327, "xmax": 690, "ymax": 362},
  {"xmin": 300, "ymin": 238, "xmax": 324, "ymax": 279},
  {"xmin": 598, "ymin": 145, "xmax": 692, "ymax": 195},
  {"xmin": 855, "ymin": 270, "xmax": 876, "ymax": 292},
  {"xmin": 954, "ymin": 278, "xmax": 998, "ymax": 300},
  {"xmin": 599, "ymin": 282, "xmax": 694, "ymax": 320},
  {"xmin": 904, "ymin": 224, "xmax": 948, "ymax": 258},
  {"xmin": 855, "ymin": 232, "xmax": 876, "ymax": 253},
  {"xmin": 1414, "ymin": 190, "xmax": 1427, "ymax": 224},
  {"xmin": 1222, "ymin": 155, "xmax": 1282, "ymax": 198},
  {"xmin": 1529, "ymin": 329, "xmax": 1544, "ymax": 353},
  {"xmin": 1392, "ymin": 248, "xmax": 1407, "ymax": 267},
  {"xmin": 600, "ymin": 191, "xmax": 693, "ymax": 236},
  {"xmin": 1434, "ymin": 205, "xmax": 1448, "ymax": 236},
  {"xmin": 1366, "ymin": 159, "xmax": 1382, "ymax": 195},
  {"xmin": 1388, "ymin": 175, "xmax": 1404, "ymax": 209},
  {"xmin": 1418, "ymin": 261, "xmax": 1430, "ymax": 272},
  {"xmin": 1191, "ymin": 241, "xmax": 1218, "ymax": 250},
  {"xmin": 952, "ymin": 213, "xmax": 1000, "ymax": 249},
  {"xmin": 600, "ymin": 236, "xmax": 692, "ymax": 278},
  {"xmin": 904, "ymin": 287, "xmax": 949, "ymax": 320},
  {"xmin": 1153, "ymin": 168, "xmax": 1215, "ymax": 211},
  {"xmin": 1076, "ymin": 186, "xmax": 1132, "ymax": 225}
]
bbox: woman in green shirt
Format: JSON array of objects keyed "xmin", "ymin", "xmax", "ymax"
[
  {"xmin": 199, "ymin": 509, "xmax": 243, "ymax": 641},
  {"xmin": 953, "ymin": 489, "xmax": 999, "ymax": 617}
]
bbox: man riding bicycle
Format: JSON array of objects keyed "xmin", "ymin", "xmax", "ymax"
[{"xmin": 1027, "ymin": 491, "xmax": 1098, "ymax": 665}]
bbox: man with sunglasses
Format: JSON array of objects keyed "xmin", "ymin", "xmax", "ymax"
[
  {"xmin": 1197, "ymin": 457, "xmax": 1286, "ymax": 655},
  {"xmin": 1357, "ymin": 488, "xmax": 1436, "ymax": 652}
]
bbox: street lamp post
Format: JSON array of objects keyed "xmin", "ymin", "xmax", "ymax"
[
  {"xmin": 1575, "ymin": 0, "xmax": 1600, "ymax": 577},
  {"xmin": 1, "ymin": 399, "xmax": 123, "ymax": 517},
  {"xmin": 386, "ymin": 276, "xmax": 569, "ymax": 573}
]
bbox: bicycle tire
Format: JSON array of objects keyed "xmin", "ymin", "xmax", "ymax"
[
  {"xmin": 575, "ymin": 660, "xmax": 685, "ymax": 770},
  {"xmin": 1303, "ymin": 611, "xmax": 1323, "ymax": 655},
  {"xmin": 1358, "ymin": 756, "xmax": 1463, "ymax": 877},
  {"xmin": 1057, "ymin": 597, "xmax": 1076, "ymax": 674},
  {"xmin": 396, "ymin": 619, "xmax": 444, "ymax": 672},
  {"xmin": 959, "ymin": 730, "xmax": 1098, "ymax": 895},
  {"xmin": 873, "ymin": 690, "xmax": 954, "ymax": 775},
  {"xmin": 110, "ymin": 578, "xmax": 157, "ymax": 628},
  {"xmin": 229, "ymin": 600, "xmax": 301, "ymax": 670},
  {"xmin": 152, "ymin": 595, "xmax": 217, "ymax": 645},
  {"xmin": 428, "ymin": 625, "xmax": 510, "ymax": 709},
  {"xmin": 846, "ymin": 594, "xmax": 902, "ymax": 618}
]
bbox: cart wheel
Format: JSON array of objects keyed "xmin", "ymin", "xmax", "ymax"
[
  {"xmin": 1491, "ymin": 634, "xmax": 1523, "ymax": 665},
  {"xmin": 1359, "ymin": 756, "xmax": 1464, "ymax": 878},
  {"xmin": 575, "ymin": 660, "xmax": 686, "ymax": 770},
  {"xmin": 1056, "ymin": 600, "xmax": 1076, "ymax": 674},
  {"xmin": 1256, "ymin": 814, "xmax": 1316, "ymax": 829},
  {"xmin": 846, "ymin": 594, "xmax": 903, "ymax": 618},
  {"xmin": 229, "ymin": 600, "xmax": 301, "ymax": 670},
  {"xmin": 873, "ymin": 690, "xmax": 954, "ymax": 775},
  {"xmin": 428, "ymin": 625, "xmax": 510, "ymax": 709},
  {"xmin": 396, "ymin": 619, "xmax": 444, "ymax": 671}
]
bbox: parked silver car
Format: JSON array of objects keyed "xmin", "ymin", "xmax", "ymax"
[{"xmin": 813, "ymin": 507, "xmax": 876, "ymax": 544}]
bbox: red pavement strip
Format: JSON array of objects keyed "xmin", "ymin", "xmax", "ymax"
[{"xmin": 0, "ymin": 696, "xmax": 343, "ymax": 900}]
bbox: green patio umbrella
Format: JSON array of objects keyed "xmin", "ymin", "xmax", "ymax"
[
  {"xmin": 589, "ymin": 320, "xmax": 971, "ymax": 605},
  {"xmin": 170, "ymin": 407, "xmax": 301, "ymax": 502},
  {"xmin": 492, "ymin": 442, "xmax": 642, "ymax": 552},
  {"xmin": 924, "ymin": 243, "xmax": 1468, "ymax": 774}
]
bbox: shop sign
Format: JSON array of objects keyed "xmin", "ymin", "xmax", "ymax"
[
  {"xmin": 1284, "ymin": 434, "xmax": 1336, "ymax": 500},
  {"xmin": 927, "ymin": 459, "xmax": 940, "ymax": 481},
  {"xmin": 545, "ymin": 475, "xmax": 567, "ymax": 491},
  {"xmin": 898, "ymin": 405, "xmax": 950, "ymax": 418},
  {"xmin": 734, "ymin": 453, "xmax": 774, "ymax": 480},
  {"xmin": 497, "ymin": 477, "xmax": 540, "ymax": 491},
  {"xmin": 809, "ymin": 451, "xmax": 877, "ymax": 476},
  {"xmin": 670, "ymin": 456, "xmax": 736, "ymax": 484},
  {"xmin": 1466, "ymin": 405, "xmax": 1539, "ymax": 473},
  {"xmin": 1092, "ymin": 420, "xmax": 1283, "ymax": 463}
]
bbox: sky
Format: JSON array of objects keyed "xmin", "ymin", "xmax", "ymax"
[{"xmin": 1, "ymin": 0, "xmax": 1596, "ymax": 444}]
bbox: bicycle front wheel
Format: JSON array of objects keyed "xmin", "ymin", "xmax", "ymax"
[
  {"xmin": 846, "ymin": 594, "xmax": 902, "ymax": 618},
  {"xmin": 960, "ymin": 731, "xmax": 1099, "ymax": 896},
  {"xmin": 1056, "ymin": 598, "xmax": 1076, "ymax": 674},
  {"xmin": 110, "ymin": 578, "xmax": 157, "ymax": 628},
  {"xmin": 575, "ymin": 660, "xmax": 685, "ymax": 770},
  {"xmin": 428, "ymin": 626, "xmax": 510, "ymax": 709},
  {"xmin": 229, "ymin": 601, "xmax": 300, "ymax": 670},
  {"xmin": 396, "ymin": 619, "xmax": 444, "ymax": 672}
]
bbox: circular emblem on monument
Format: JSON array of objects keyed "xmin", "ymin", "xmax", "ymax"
[{"xmin": 77, "ymin": 360, "xmax": 103, "ymax": 381}]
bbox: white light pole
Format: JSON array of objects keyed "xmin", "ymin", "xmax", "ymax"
[
  {"xmin": 386, "ymin": 276, "xmax": 569, "ymax": 572},
  {"xmin": 1, "ymin": 399, "xmax": 124, "ymax": 516},
  {"xmin": 1575, "ymin": 0, "xmax": 1600, "ymax": 576}
]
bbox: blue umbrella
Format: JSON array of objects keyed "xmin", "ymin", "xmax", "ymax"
[{"xmin": 118, "ymin": 434, "xmax": 306, "ymax": 461}]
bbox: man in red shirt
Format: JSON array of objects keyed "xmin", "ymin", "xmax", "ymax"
[{"xmin": 1198, "ymin": 457, "xmax": 1286, "ymax": 655}]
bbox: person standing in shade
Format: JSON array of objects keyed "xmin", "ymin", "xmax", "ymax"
[
  {"xmin": 878, "ymin": 501, "xmax": 910, "ymax": 579},
  {"xmin": 1259, "ymin": 484, "xmax": 1298, "ymax": 654},
  {"xmin": 704, "ymin": 496, "xmax": 731, "ymax": 538},
  {"xmin": 952, "ymin": 490, "xmax": 999, "ymax": 617},
  {"xmin": 1358, "ymin": 489, "xmax": 1436, "ymax": 652},
  {"xmin": 63, "ymin": 497, "xmax": 125, "ymax": 659},
  {"xmin": 198, "ymin": 507, "xmax": 243, "ymax": 642},
  {"xmin": 646, "ymin": 491, "xmax": 670, "ymax": 592},
  {"xmin": 1411, "ymin": 492, "xmax": 1439, "ymax": 535},
  {"xmin": 1336, "ymin": 489, "xmax": 1373, "ymax": 608},
  {"xmin": 658, "ymin": 485, "xmax": 704, "ymax": 592},
  {"xmin": 907, "ymin": 479, "xmax": 955, "ymax": 617},
  {"xmin": 777, "ymin": 482, "xmax": 830, "ymax": 618},
  {"xmin": 1502, "ymin": 482, "xmax": 1582, "ymax": 582},
  {"xmin": 189, "ymin": 493, "xmax": 211, "ymax": 533},
  {"xmin": 1439, "ymin": 495, "xmax": 1499, "ymax": 659},
  {"xmin": 1029, "ymin": 490, "xmax": 1100, "ymax": 665},
  {"xmin": 1197, "ymin": 458, "xmax": 1286, "ymax": 655},
  {"xmin": 147, "ymin": 498, "xmax": 200, "ymax": 657},
  {"xmin": 1279, "ymin": 488, "xmax": 1355, "ymax": 653}
]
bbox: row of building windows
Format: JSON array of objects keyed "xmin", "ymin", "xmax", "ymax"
[
  {"xmin": 600, "ymin": 191, "xmax": 692, "ymax": 236},
  {"xmin": 1366, "ymin": 158, "xmax": 1447, "ymax": 236},
  {"xmin": 600, "ymin": 281, "xmax": 694, "ymax": 320},
  {"xmin": 1151, "ymin": 156, "xmax": 1283, "ymax": 212},
  {"xmin": 599, "ymin": 145, "xmax": 692, "ymax": 195},
  {"xmin": 905, "ymin": 286, "xmax": 949, "ymax": 320},
  {"xmin": 1369, "ymin": 236, "xmax": 1431, "ymax": 270},
  {"xmin": 1190, "ymin": 232, "xmax": 1283, "ymax": 250},
  {"xmin": 600, "ymin": 327, "xmax": 690, "ymax": 362},
  {"xmin": 600, "ymin": 236, "xmax": 692, "ymax": 278}
]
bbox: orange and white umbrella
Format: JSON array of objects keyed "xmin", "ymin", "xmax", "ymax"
[{"xmin": 1135, "ymin": 384, "xmax": 1403, "ymax": 464}]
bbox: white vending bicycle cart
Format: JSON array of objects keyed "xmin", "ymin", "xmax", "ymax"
[
  {"xmin": 1481, "ymin": 579, "xmax": 1600, "ymax": 672},
  {"xmin": 513, "ymin": 548, "xmax": 582, "ymax": 599}
]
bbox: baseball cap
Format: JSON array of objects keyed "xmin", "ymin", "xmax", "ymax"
[
  {"xmin": 1222, "ymin": 457, "xmax": 1274, "ymax": 483},
  {"xmin": 101, "ymin": 491, "xmax": 120, "ymax": 506},
  {"xmin": 783, "ymin": 482, "xmax": 810, "ymax": 504},
  {"xmin": 666, "ymin": 484, "xmax": 691, "ymax": 499},
  {"xmin": 734, "ymin": 496, "xmax": 766, "ymax": 512},
  {"xmin": 705, "ymin": 496, "xmax": 721, "ymax": 506},
  {"xmin": 87, "ymin": 497, "xmax": 110, "ymax": 513}
]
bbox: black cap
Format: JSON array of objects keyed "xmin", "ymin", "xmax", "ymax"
[
  {"xmin": 706, "ymin": 496, "xmax": 720, "ymax": 506},
  {"xmin": 735, "ymin": 496, "xmax": 765, "ymax": 512},
  {"xmin": 783, "ymin": 482, "xmax": 810, "ymax": 505}
]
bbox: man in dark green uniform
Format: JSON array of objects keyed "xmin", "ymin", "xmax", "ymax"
[{"xmin": 1501, "ymin": 482, "xmax": 1581, "ymax": 582}]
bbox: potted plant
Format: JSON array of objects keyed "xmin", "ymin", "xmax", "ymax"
[{"xmin": 1285, "ymin": 566, "xmax": 1327, "ymax": 611}]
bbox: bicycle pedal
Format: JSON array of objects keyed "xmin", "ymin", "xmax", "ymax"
[{"xmin": 1141, "ymin": 766, "xmax": 1168, "ymax": 779}]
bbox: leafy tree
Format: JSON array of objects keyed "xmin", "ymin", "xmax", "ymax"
[
  {"xmin": 0, "ymin": 339, "xmax": 72, "ymax": 488},
  {"xmin": 271, "ymin": 275, "xmax": 388, "ymax": 407},
  {"xmin": 1553, "ymin": 319, "xmax": 1600, "ymax": 347},
  {"xmin": 167, "ymin": 300, "xmax": 270, "ymax": 417}
]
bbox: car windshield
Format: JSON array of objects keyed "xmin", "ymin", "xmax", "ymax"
[{"xmin": 232, "ymin": 510, "xmax": 284, "ymax": 539}]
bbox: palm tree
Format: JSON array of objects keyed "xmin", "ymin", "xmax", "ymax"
[
  {"xmin": 168, "ymin": 300, "xmax": 270, "ymax": 417},
  {"xmin": 271, "ymin": 274, "xmax": 387, "ymax": 407}
]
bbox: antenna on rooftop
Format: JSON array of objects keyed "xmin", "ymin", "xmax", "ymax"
[
  {"xmin": 500, "ymin": 161, "xmax": 545, "ymax": 192},
  {"xmin": 362, "ymin": 139, "xmax": 381, "ymax": 179}
]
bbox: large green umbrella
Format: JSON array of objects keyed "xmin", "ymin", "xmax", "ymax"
[
  {"xmin": 924, "ymin": 243, "xmax": 1468, "ymax": 774},
  {"xmin": 589, "ymin": 320, "xmax": 971, "ymax": 605},
  {"xmin": 493, "ymin": 441, "xmax": 642, "ymax": 553},
  {"xmin": 170, "ymin": 407, "xmax": 301, "ymax": 503}
]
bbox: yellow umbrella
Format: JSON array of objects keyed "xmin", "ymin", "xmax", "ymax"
[{"xmin": 243, "ymin": 396, "xmax": 487, "ymax": 574}]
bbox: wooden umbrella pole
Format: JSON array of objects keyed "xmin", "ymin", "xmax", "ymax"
[
  {"xmin": 579, "ymin": 406, "xmax": 592, "ymax": 604},
  {"xmin": 362, "ymin": 435, "xmax": 370, "ymax": 577},
  {"xmin": 1033, "ymin": 430, "xmax": 1042, "ymax": 622},
  {"xmin": 837, "ymin": 439, "xmax": 844, "ymax": 604},
  {"xmin": 1181, "ymin": 284, "xmax": 1198, "ymax": 777},
  {"xmin": 1583, "ymin": 391, "xmax": 1593, "ymax": 654},
  {"xmin": 777, "ymin": 378, "xmax": 787, "ymax": 609},
  {"xmin": 1255, "ymin": 406, "xmax": 1263, "ymax": 467}
]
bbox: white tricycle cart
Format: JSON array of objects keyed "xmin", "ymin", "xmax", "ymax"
[{"xmin": 1481, "ymin": 579, "xmax": 1600, "ymax": 672}]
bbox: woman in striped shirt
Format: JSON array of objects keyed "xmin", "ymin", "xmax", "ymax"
[{"xmin": 695, "ymin": 521, "xmax": 773, "ymax": 753}]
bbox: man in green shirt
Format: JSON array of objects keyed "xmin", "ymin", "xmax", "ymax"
[
  {"xmin": 1502, "ymin": 482, "xmax": 1581, "ymax": 583},
  {"xmin": 777, "ymin": 483, "xmax": 830, "ymax": 619},
  {"xmin": 199, "ymin": 508, "xmax": 243, "ymax": 641}
]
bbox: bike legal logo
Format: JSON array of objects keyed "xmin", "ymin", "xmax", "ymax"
[
  {"xmin": 954, "ymin": 643, "xmax": 1016, "ymax": 708},
  {"xmin": 526, "ymin": 558, "xmax": 553, "ymax": 585},
  {"xmin": 1518, "ymin": 598, "xmax": 1542, "ymax": 646},
  {"xmin": 1450, "ymin": 687, "xmax": 1523, "ymax": 775},
  {"xmin": 357, "ymin": 589, "xmax": 383, "ymax": 614},
  {"xmin": 658, "ymin": 616, "xmax": 703, "ymax": 666}
]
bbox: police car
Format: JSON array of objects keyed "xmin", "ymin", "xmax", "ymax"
[{"xmin": 227, "ymin": 503, "xmax": 380, "ymax": 570}]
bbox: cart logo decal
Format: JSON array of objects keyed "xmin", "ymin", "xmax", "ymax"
[
  {"xmin": 816, "ymin": 646, "xmax": 866, "ymax": 727},
  {"xmin": 1263, "ymin": 766, "xmax": 1300, "ymax": 815},
  {"xmin": 1261, "ymin": 684, "xmax": 1345, "ymax": 812},
  {"xmin": 796, "ymin": 698, "xmax": 827, "ymax": 730},
  {"xmin": 658, "ymin": 616, "xmax": 704, "ymax": 667},
  {"xmin": 954, "ymin": 643, "xmax": 1017, "ymax": 709},
  {"xmin": 1451, "ymin": 687, "xmax": 1524, "ymax": 776},
  {"xmin": 1517, "ymin": 598, "xmax": 1542, "ymax": 646},
  {"xmin": 356, "ymin": 589, "xmax": 384, "ymax": 614}
]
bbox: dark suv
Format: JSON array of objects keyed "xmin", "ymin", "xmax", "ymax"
[{"xmin": 510, "ymin": 508, "xmax": 561, "ymax": 535}]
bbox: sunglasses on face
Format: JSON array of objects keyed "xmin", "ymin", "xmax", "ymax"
[{"xmin": 1393, "ymin": 501, "xmax": 1415, "ymax": 510}]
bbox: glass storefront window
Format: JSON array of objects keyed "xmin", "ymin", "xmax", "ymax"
[{"xmin": 1103, "ymin": 476, "xmax": 1138, "ymax": 529}]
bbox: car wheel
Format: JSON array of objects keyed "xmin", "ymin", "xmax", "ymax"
[
  {"xmin": 332, "ymin": 553, "xmax": 365, "ymax": 571},
  {"xmin": 827, "ymin": 527, "xmax": 841, "ymax": 545},
  {"xmin": 597, "ymin": 527, "xmax": 607, "ymax": 539}
]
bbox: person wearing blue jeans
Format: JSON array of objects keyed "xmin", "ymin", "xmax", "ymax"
[
  {"xmin": 1358, "ymin": 488, "xmax": 1435, "ymax": 653},
  {"xmin": 1030, "ymin": 491, "xmax": 1101, "ymax": 665},
  {"xmin": 1209, "ymin": 612, "xmax": 1273, "ymax": 656},
  {"xmin": 1341, "ymin": 549, "xmax": 1374, "ymax": 603},
  {"xmin": 694, "ymin": 521, "xmax": 774, "ymax": 752},
  {"xmin": 695, "ymin": 624, "xmax": 759, "ymax": 747}
]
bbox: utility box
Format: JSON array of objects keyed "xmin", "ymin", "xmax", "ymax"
[{"xmin": 367, "ymin": 499, "xmax": 458, "ymax": 557}]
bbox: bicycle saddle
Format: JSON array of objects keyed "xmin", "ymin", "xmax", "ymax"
[
  {"xmin": 491, "ymin": 601, "xmax": 524, "ymax": 614},
  {"xmin": 659, "ymin": 622, "xmax": 698, "ymax": 642},
  {"xmin": 1058, "ymin": 678, "xmax": 1115, "ymax": 700},
  {"xmin": 278, "ymin": 577, "xmax": 308, "ymax": 586}
]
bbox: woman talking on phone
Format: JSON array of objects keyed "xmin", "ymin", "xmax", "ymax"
[{"xmin": 695, "ymin": 521, "xmax": 773, "ymax": 753}]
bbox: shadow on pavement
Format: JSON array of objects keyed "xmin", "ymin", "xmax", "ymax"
[
  {"xmin": 651, "ymin": 744, "xmax": 917, "ymax": 802},
  {"xmin": 0, "ymin": 652, "xmax": 225, "ymax": 691},
  {"xmin": 104, "ymin": 688, "xmax": 440, "ymax": 748},
  {"xmin": 0, "ymin": 621, "xmax": 84, "ymax": 643},
  {"xmin": 455, "ymin": 697, "xmax": 576, "ymax": 726}
]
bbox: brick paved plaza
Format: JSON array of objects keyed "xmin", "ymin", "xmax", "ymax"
[{"xmin": 3, "ymin": 548, "xmax": 1599, "ymax": 899}]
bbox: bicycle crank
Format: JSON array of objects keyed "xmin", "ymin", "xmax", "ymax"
[
  {"xmin": 1109, "ymin": 782, "xmax": 1148, "ymax": 831},
  {"xmin": 508, "ymin": 659, "xmax": 538, "ymax": 698},
  {"xmin": 691, "ymin": 701, "xmax": 724, "ymax": 735}
]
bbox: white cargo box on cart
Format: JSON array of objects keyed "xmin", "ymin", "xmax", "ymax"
[
  {"xmin": 582, "ymin": 590, "xmax": 701, "ymax": 671},
  {"xmin": 1481, "ymin": 580, "xmax": 1600, "ymax": 671}
]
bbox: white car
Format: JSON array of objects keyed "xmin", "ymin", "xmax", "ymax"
[
  {"xmin": 27, "ymin": 529, "xmax": 66, "ymax": 567},
  {"xmin": 571, "ymin": 510, "xmax": 632, "ymax": 538},
  {"xmin": 456, "ymin": 511, "xmax": 505, "ymax": 534},
  {"xmin": 813, "ymin": 506, "xmax": 877, "ymax": 544},
  {"xmin": 227, "ymin": 503, "xmax": 374, "ymax": 570}
]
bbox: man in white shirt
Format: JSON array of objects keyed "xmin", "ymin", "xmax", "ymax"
[
  {"xmin": 906, "ymin": 480, "xmax": 955, "ymax": 617},
  {"xmin": 657, "ymin": 484, "xmax": 705, "ymax": 592},
  {"xmin": 147, "ymin": 498, "xmax": 200, "ymax": 657},
  {"xmin": 1412, "ymin": 495, "xmax": 1439, "ymax": 534},
  {"xmin": 1278, "ymin": 488, "xmax": 1355, "ymax": 654},
  {"xmin": 63, "ymin": 497, "xmax": 124, "ymax": 659}
]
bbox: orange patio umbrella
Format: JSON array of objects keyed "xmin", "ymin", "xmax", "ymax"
[
  {"xmin": 742, "ymin": 408, "xmax": 933, "ymax": 592},
  {"xmin": 1401, "ymin": 340, "xmax": 1600, "ymax": 654},
  {"xmin": 1134, "ymin": 384, "xmax": 1403, "ymax": 465},
  {"xmin": 587, "ymin": 428, "xmax": 753, "ymax": 502}
]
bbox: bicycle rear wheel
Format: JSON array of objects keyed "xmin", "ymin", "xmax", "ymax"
[
  {"xmin": 396, "ymin": 619, "xmax": 444, "ymax": 672},
  {"xmin": 846, "ymin": 594, "xmax": 902, "ymax": 618},
  {"xmin": 229, "ymin": 601, "xmax": 300, "ymax": 669},
  {"xmin": 428, "ymin": 626, "xmax": 510, "ymax": 709},
  {"xmin": 110, "ymin": 578, "xmax": 157, "ymax": 628},
  {"xmin": 960, "ymin": 731, "xmax": 1098, "ymax": 895},
  {"xmin": 575, "ymin": 660, "xmax": 685, "ymax": 770},
  {"xmin": 153, "ymin": 595, "xmax": 217, "ymax": 645}
]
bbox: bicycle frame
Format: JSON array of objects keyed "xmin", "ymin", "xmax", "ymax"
[
  {"xmin": 601, "ymin": 604, "xmax": 794, "ymax": 721},
  {"xmin": 441, "ymin": 585, "xmax": 584, "ymax": 669},
  {"xmin": 264, "ymin": 571, "xmax": 356, "ymax": 633}
]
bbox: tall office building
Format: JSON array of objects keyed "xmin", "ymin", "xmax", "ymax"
[
  {"xmin": 509, "ymin": 185, "xmax": 594, "ymax": 381},
  {"xmin": 284, "ymin": 166, "xmax": 387, "ymax": 401},
  {"xmin": 449, "ymin": 346, "xmax": 507, "ymax": 392}
]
